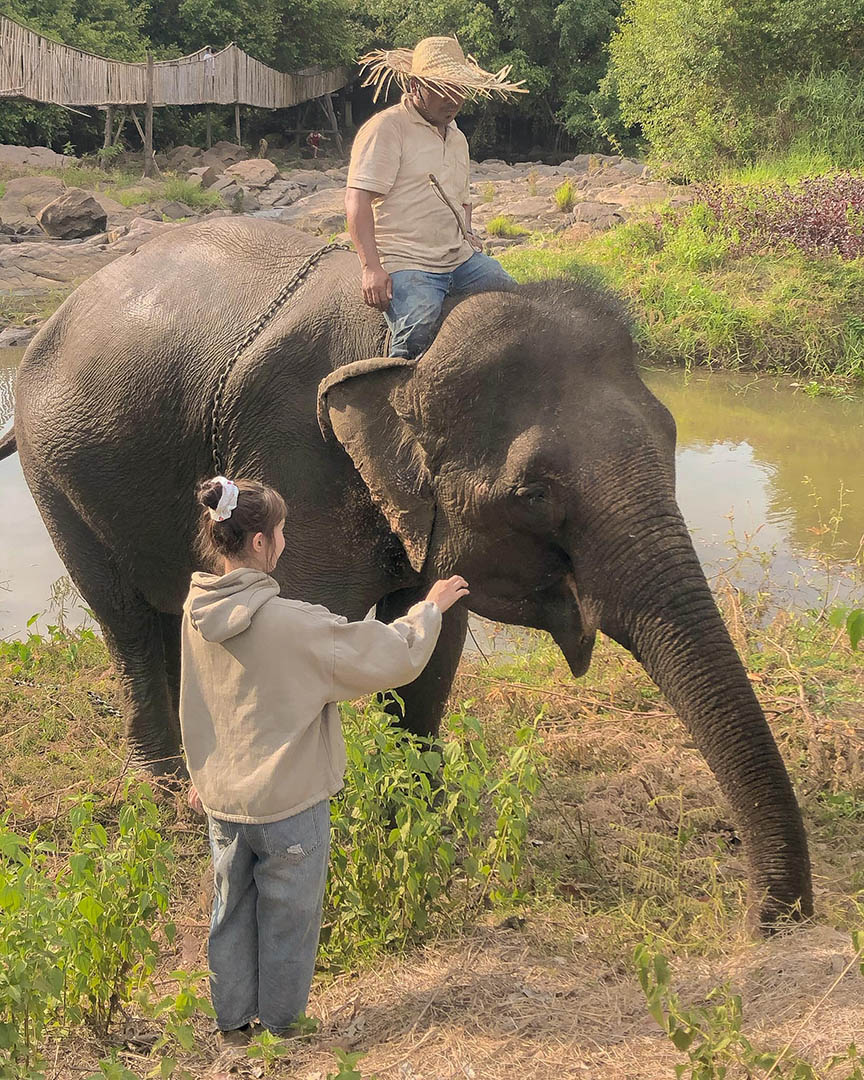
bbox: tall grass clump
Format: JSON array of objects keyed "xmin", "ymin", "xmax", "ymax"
[
  {"xmin": 554, "ymin": 178, "xmax": 576, "ymax": 212},
  {"xmin": 161, "ymin": 176, "xmax": 223, "ymax": 210},
  {"xmin": 486, "ymin": 215, "xmax": 530, "ymax": 238}
]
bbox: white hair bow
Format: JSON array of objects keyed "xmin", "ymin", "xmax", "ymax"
[{"xmin": 209, "ymin": 476, "xmax": 239, "ymax": 522}]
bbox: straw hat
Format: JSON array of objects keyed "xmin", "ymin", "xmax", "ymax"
[{"xmin": 359, "ymin": 36, "xmax": 527, "ymax": 102}]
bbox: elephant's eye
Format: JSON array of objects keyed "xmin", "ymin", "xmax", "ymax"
[{"xmin": 515, "ymin": 483, "xmax": 548, "ymax": 504}]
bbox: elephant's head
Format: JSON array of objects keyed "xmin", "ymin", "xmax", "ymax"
[{"xmin": 319, "ymin": 280, "xmax": 812, "ymax": 930}]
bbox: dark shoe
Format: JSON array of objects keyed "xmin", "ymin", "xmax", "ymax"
[{"xmin": 218, "ymin": 1023, "xmax": 253, "ymax": 1047}]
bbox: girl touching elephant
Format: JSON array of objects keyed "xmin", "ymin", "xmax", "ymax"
[{"xmin": 182, "ymin": 475, "xmax": 468, "ymax": 1039}]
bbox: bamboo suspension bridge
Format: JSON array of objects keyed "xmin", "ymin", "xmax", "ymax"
[{"xmin": 0, "ymin": 15, "xmax": 349, "ymax": 171}]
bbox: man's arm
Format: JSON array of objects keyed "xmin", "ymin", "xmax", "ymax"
[{"xmin": 345, "ymin": 187, "xmax": 393, "ymax": 311}]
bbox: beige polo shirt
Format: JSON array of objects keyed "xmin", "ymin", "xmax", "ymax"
[{"xmin": 347, "ymin": 95, "xmax": 474, "ymax": 274}]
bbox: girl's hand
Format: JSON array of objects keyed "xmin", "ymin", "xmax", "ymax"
[
  {"xmin": 187, "ymin": 785, "xmax": 204, "ymax": 815},
  {"xmin": 425, "ymin": 576, "xmax": 470, "ymax": 613}
]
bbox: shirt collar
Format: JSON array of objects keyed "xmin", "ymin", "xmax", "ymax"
[{"xmin": 401, "ymin": 94, "xmax": 458, "ymax": 133}]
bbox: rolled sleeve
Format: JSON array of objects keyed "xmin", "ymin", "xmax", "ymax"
[
  {"xmin": 347, "ymin": 114, "xmax": 402, "ymax": 197},
  {"xmin": 329, "ymin": 601, "xmax": 442, "ymax": 701}
]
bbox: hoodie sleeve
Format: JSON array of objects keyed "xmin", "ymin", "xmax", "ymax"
[{"xmin": 329, "ymin": 601, "xmax": 443, "ymax": 702}]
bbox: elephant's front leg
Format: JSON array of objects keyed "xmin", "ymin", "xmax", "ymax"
[{"xmin": 375, "ymin": 587, "xmax": 469, "ymax": 737}]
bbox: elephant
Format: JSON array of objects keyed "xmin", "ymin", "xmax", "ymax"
[{"xmin": 3, "ymin": 216, "xmax": 811, "ymax": 929}]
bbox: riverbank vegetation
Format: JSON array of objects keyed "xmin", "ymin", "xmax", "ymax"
[
  {"xmin": 2, "ymin": 554, "xmax": 862, "ymax": 1077},
  {"xmin": 502, "ymin": 174, "xmax": 864, "ymax": 382}
]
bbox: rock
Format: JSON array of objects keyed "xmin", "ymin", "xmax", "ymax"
[
  {"xmin": 188, "ymin": 165, "xmax": 219, "ymax": 188},
  {"xmin": 37, "ymin": 188, "xmax": 108, "ymax": 239},
  {"xmin": 275, "ymin": 188, "xmax": 346, "ymax": 234},
  {"xmin": 0, "ymin": 176, "xmax": 66, "ymax": 229},
  {"xmin": 167, "ymin": 144, "xmax": 203, "ymax": 170},
  {"xmin": 567, "ymin": 200, "xmax": 625, "ymax": 231},
  {"xmin": 225, "ymin": 158, "xmax": 280, "ymax": 188},
  {"xmin": 237, "ymin": 187, "xmax": 260, "ymax": 212},
  {"xmin": 201, "ymin": 141, "xmax": 248, "ymax": 169},
  {"xmin": 0, "ymin": 325, "xmax": 37, "ymax": 347},
  {"xmin": 608, "ymin": 159, "xmax": 648, "ymax": 180},
  {"xmin": 283, "ymin": 169, "xmax": 338, "ymax": 192},
  {"xmin": 325, "ymin": 167, "xmax": 349, "ymax": 180},
  {"xmin": 160, "ymin": 201, "xmax": 195, "ymax": 219},
  {"xmin": 0, "ymin": 144, "xmax": 70, "ymax": 169},
  {"xmin": 257, "ymin": 180, "xmax": 302, "ymax": 208}
]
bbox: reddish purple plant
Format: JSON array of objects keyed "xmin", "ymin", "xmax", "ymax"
[{"xmin": 691, "ymin": 174, "xmax": 864, "ymax": 259}]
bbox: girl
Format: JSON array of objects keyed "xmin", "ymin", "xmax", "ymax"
[{"xmin": 181, "ymin": 476, "xmax": 469, "ymax": 1041}]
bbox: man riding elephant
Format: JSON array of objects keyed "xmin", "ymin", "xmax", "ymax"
[{"xmin": 345, "ymin": 36, "xmax": 525, "ymax": 359}]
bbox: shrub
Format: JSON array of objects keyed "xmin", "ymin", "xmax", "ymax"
[
  {"xmin": 0, "ymin": 783, "xmax": 174, "ymax": 1074},
  {"xmin": 322, "ymin": 702, "xmax": 542, "ymax": 970},
  {"xmin": 692, "ymin": 174, "xmax": 864, "ymax": 259},
  {"xmin": 161, "ymin": 176, "xmax": 223, "ymax": 211},
  {"xmin": 554, "ymin": 179, "xmax": 576, "ymax": 213},
  {"xmin": 486, "ymin": 215, "xmax": 530, "ymax": 238},
  {"xmin": 482, "ymin": 181, "xmax": 496, "ymax": 203}
]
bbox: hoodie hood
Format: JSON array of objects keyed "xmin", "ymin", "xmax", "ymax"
[{"xmin": 186, "ymin": 568, "xmax": 281, "ymax": 643}]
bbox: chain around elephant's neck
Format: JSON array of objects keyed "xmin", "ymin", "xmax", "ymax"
[{"xmin": 209, "ymin": 241, "xmax": 351, "ymax": 476}]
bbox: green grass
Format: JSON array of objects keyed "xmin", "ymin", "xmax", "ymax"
[
  {"xmin": 161, "ymin": 176, "xmax": 223, "ymax": 210},
  {"xmin": 500, "ymin": 200, "xmax": 864, "ymax": 380},
  {"xmin": 0, "ymin": 289, "xmax": 72, "ymax": 325},
  {"xmin": 554, "ymin": 178, "xmax": 576, "ymax": 212},
  {"xmin": 487, "ymin": 214, "xmax": 531, "ymax": 238}
]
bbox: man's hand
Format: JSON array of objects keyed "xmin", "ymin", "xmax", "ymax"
[
  {"xmin": 467, "ymin": 231, "xmax": 484, "ymax": 253},
  {"xmin": 362, "ymin": 265, "xmax": 393, "ymax": 311}
]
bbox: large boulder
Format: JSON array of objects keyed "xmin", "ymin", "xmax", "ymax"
[
  {"xmin": 0, "ymin": 144, "xmax": 70, "ymax": 169},
  {"xmin": 188, "ymin": 165, "xmax": 219, "ymax": 188},
  {"xmin": 159, "ymin": 201, "xmax": 196, "ymax": 220},
  {"xmin": 201, "ymin": 141, "xmax": 248, "ymax": 169},
  {"xmin": 0, "ymin": 176, "xmax": 66, "ymax": 231},
  {"xmin": 224, "ymin": 158, "xmax": 280, "ymax": 188},
  {"xmin": 283, "ymin": 169, "xmax": 338, "ymax": 192},
  {"xmin": 275, "ymin": 187, "xmax": 346, "ymax": 234},
  {"xmin": 167, "ymin": 144, "xmax": 203, "ymax": 170},
  {"xmin": 37, "ymin": 188, "xmax": 107, "ymax": 239}
]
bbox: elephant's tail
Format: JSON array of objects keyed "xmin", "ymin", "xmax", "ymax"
[{"xmin": 0, "ymin": 427, "xmax": 17, "ymax": 461}]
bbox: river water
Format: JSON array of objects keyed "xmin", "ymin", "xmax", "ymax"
[{"xmin": 1, "ymin": 348, "xmax": 862, "ymax": 638}]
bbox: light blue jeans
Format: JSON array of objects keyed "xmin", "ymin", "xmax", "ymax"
[
  {"xmin": 207, "ymin": 798, "xmax": 330, "ymax": 1033},
  {"xmin": 386, "ymin": 251, "xmax": 517, "ymax": 359}
]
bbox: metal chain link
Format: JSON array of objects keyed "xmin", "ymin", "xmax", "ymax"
[{"xmin": 209, "ymin": 241, "xmax": 350, "ymax": 475}]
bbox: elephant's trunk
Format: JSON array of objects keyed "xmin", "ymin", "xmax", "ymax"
[{"xmin": 565, "ymin": 454, "xmax": 813, "ymax": 929}]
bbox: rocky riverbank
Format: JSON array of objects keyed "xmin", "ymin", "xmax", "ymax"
[{"xmin": 0, "ymin": 141, "xmax": 692, "ymax": 345}]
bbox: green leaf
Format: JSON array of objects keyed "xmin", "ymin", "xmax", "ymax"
[{"xmin": 847, "ymin": 609, "xmax": 864, "ymax": 650}]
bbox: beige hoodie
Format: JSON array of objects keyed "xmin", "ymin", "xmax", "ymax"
[{"xmin": 180, "ymin": 568, "xmax": 442, "ymax": 823}]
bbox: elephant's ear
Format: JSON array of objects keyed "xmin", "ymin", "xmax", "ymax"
[{"xmin": 318, "ymin": 358, "xmax": 434, "ymax": 573}]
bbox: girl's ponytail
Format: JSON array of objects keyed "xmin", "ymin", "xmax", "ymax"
[{"xmin": 196, "ymin": 477, "xmax": 286, "ymax": 569}]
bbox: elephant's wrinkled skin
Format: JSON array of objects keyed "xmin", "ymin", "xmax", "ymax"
[{"xmin": 9, "ymin": 218, "xmax": 811, "ymax": 928}]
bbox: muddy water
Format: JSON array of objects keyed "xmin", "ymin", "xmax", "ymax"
[{"xmin": 1, "ymin": 350, "xmax": 862, "ymax": 637}]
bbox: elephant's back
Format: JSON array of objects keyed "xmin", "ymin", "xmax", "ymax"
[{"xmin": 14, "ymin": 218, "xmax": 361, "ymax": 471}]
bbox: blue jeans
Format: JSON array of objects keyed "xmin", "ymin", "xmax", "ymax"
[
  {"xmin": 386, "ymin": 251, "xmax": 517, "ymax": 359},
  {"xmin": 207, "ymin": 799, "xmax": 330, "ymax": 1032}
]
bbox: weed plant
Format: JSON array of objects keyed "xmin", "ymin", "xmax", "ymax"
[
  {"xmin": 486, "ymin": 215, "xmax": 530, "ymax": 238},
  {"xmin": 554, "ymin": 179, "xmax": 576, "ymax": 213}
]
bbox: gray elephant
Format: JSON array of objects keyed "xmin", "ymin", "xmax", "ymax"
[{"xmin": 2, "ymin": 217, "xmax": 811, "ymax": 928}]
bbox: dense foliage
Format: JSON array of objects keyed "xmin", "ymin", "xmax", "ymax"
[
  {"xmin": 606, "ymin": 0, "xmax": 864, "ymax": 175},
  {"xmin": 1, "ymin": 0, "xmax": 862, "ymax": 171}
]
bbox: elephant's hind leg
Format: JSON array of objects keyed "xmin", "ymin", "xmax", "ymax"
[
  {"xmin": 375, "ymin": 587, "xmax": 468, "ymax": 738},
  {"xmin": 32, "ymin": 485, "xmax": 183, "ymax": 776}
]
